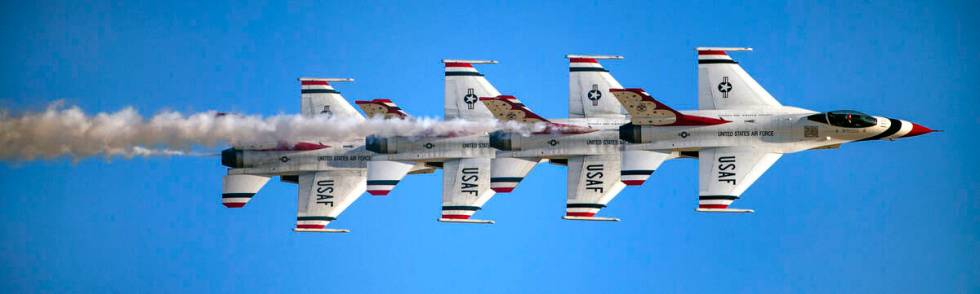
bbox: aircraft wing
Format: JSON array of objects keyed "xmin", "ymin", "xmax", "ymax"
[
  {"xmin": 294, "ymin": 170, "xmax": 367, "ymax": 233},
  {"xmin": 565, "ymin": 154, "xmax": 626, "ymax": 221},
  {"xmin": 440, "ymin": 157, "xmax": 496, "ymax": 224},
  {"xmin": 696, "ymin": 48, "xmax": 781, "ymax": 110},
  {"xmin": 697, "ymin": 147, "xmax": 781, "ymax": 213}
]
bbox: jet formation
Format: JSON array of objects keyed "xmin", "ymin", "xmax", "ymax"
[{"xmin": 219, "ymin": 47, "xmax": 935, "ymax": 233}]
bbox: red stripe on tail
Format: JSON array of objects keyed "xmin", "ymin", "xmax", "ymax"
[
  {"xmin": 697, "ymin": 50, "xmax": 727, "ymax": 56},
  {"xmin": 622, "ymin": 180, "xmax": 645, "ymax": 186},
  {"xmin": 699, "ymin": 204, "xmax": 729, "ymax": 209},
  {"xmin": 296, "ymin": 224, "xmax": 326, "ymax": 229},
  {"xmin": 569, "ymin": 58, "xmax": 599, "ymax": 63},
  {"xmin": 444, "ymin": 62, "xmax": 473, "ymax": 68}
]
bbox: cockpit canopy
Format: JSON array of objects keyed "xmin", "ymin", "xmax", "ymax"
[{"xmin": 807, "ymin": 110, "xmax": 878, "ymax": 128}]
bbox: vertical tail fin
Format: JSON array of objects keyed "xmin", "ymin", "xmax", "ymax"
[
  {"xmin": 567, "ymin": 54, "xmax": 627, "ymax": 119},
  {"xmin": 696, "ymin": 47, "xmax": 781, "ymax": 110},
  {"xmin": 299, "ymin": 77, "xmax": 364, "ymax": 119},
  {"xmin": 355, "ymin": 98, "xmax": 409, "ymax": 119},
  {"xmin": 443, "ymin": 59, "xmax": 500, "ymax": 120}
]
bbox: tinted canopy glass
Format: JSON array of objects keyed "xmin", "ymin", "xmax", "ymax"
[{"xmin": 826, "ymin": 110, "xmax": 877, "ymax": 128}]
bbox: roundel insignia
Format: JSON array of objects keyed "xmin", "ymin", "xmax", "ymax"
[
  {"xmin": 587, "ymin": 84, "xmax": 602, "ymax": 106},
  {"xmin": 717, "ymin": 76, "xmax": 732, "ymax": 98},
  {"xmin": 279, "ymin": 156, "xmax": 290, "ymax": 163},
  {"xmin": 678, "ymin": 131, "xmax": 690, "ymax": 138},
  {"xmin": 463, "ymin": 88, "xmax": 478, "ymax": 110},
  {"xmin": 424, "ymin": 142, "xmax": 435, "ymax": 149},
  {"xmin": 548, "ymin": 139, "xmax": 559, "ymax": 146}
]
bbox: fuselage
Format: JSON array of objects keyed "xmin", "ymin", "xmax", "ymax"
[
  {"xmin": 621, "ymin": 106, "xmax": 927, "ymax": 154},
  {"xmin": 222, "ymin": 139, "xmax": 372, "ymax": 177}
]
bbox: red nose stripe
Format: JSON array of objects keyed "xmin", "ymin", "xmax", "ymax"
[{"xmin": 903, "ymin": 123, "xmax": 933, "ymax": 138}]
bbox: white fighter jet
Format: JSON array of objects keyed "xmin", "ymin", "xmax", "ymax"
[
  {"xmin": 613, "ymin": 47, "xmax": 936, "ymax": 213},
  {"xmin": 478, "ymin": 55, "xmax": 640, "ymax": 222},
  {"xmin": 357, "ymin": 60, "xmax": 502, "ymax": 224},
  {"xmin": 219, "ymin": 78, "xmax": 428, "ymax": 233}
]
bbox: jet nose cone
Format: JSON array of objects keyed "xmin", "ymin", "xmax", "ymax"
[{"xmin": 902, "ymin": 123, "xmax": 934, "ymax": 138}]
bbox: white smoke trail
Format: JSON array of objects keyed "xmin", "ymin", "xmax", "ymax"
[{"xmin": 0, "ymin": 102, "xmax": 533, "ymax": 160}]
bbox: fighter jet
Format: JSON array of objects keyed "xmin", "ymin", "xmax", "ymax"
[
  {"xmin": 358, "ymin": 60, "xmax": 502, "ymax": 224},
  {"xmin": 613, "ymin": 47, "xmax": 936, "ymax": 213},
  {"xmin": 219, "ymin": 78, "xmax": 427, "ymax": 233},
  {"xmin": 478, "ymin": 55, "xmax": 641, "ymax": 222}
]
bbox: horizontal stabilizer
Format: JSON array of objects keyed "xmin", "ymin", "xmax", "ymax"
[
  {"xmin": 611, "ymin": 88, "xmax": 729, "ymax": 126},
  {"xmin": 366, "ymin": 160, "xmax": 414, "ymax": 196},
  {"xmin": 489, "ymin": 157, "xmax": 539, "ymax": 193},
  {"xmin": 479, "ymin": 95, "xmax": 550, "ymax": 123},
  {"xmin": 221, "ymin": 174, "xmax": 270, "ymax": 208},
  {"xmin": 621, "ymin": 150, "xmax": 673, "ymax": 186},
  {"xmin": 355, "ymin": 98, "xmax": 409, "ymax": 119}
]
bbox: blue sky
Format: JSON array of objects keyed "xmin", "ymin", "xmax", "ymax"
[{"xmin": 1, "ymin": 1, "xmax": 977, "ymax": 292}]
